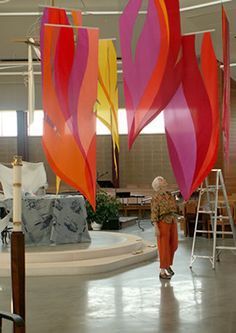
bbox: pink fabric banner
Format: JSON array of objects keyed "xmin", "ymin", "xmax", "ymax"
[
  {"xmin": 164, "ymin": 33, "xmax": 219, "ymax": 200},
  {"xmin": 119, "ymin": 0, "xmax": 182, "ymax": 148}
]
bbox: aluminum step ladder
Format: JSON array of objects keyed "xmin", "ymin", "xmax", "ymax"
[{"xmin": 190, "ymin": 169, "xmax": 236, "ymax": 269}]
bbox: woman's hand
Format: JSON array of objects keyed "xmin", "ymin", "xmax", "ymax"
[{"xmin": 154, "ymin": 224, "xmax": 160, "ymax": 239}]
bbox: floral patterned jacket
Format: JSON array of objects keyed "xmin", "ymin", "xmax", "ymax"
[{"xmin": 151, "ymin": 190, "xmax": 177, "ymax": 224}]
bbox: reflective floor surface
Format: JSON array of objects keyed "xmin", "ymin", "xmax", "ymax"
[{"xmin": 0, "ymin": 221, "xmax": 236, "ymax": 333}]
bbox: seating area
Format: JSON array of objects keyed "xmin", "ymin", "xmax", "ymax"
[
  {"xmin": 178, "ymin": 197, "xmax": 236, "ymax": 238},
  {"xmin": 102, "ymin": 186, "xmax": 236, "ymax": 238}
]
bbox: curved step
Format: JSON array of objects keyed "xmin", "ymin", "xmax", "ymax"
[
  {"xmin": 0, "ymin": 232, "xmax": 144, "ymax": 263},
  {"xmin": 0, "ymin": 232, "xmax": 157, "ymax": 276}
]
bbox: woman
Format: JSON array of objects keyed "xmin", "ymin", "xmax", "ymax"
[{"xmin": 151, "ymin": 176, "xmax": 178, "ymax": 279}]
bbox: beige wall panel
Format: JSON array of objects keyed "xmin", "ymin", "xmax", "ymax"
[
  {"xmin": 224, "ymin": 78, "xmax": 236, "ymax": 194},
  {"xmin": 0, "ymin": 137, "xmax": 17, "ymax": 163},
  {"xmin": 0, "ymin": 76, "xmax": 235, "ymax": 194}
]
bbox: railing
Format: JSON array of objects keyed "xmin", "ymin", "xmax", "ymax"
[{"xmin": 0, "ymin": 311, "xmax": 24, "ymax": 333}]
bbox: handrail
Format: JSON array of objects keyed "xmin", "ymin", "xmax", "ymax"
[{"xmin": 0, "ymin": 311, "xmax": 24, "ymax": 332}]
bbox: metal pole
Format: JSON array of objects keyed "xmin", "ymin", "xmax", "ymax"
[
  {"xmin": 219, "ymin": 170, "xmax": 236, "ymax": 243},
  {"xmin": 212, "ymin": 170, "xmax": 219, "ymax": 269},
  {"xmin": 190, "ymin": 182, "xmax": 203, "ymax": 268}
]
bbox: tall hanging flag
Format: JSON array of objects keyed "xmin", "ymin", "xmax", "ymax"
[
  {"xmin": 41, "ymin": 8, "xmax": 82, "ymax": 194},
  {"xmin": 40, "ymin": 7, "xmax": 99, "ymax": 208},
  {"xmin": 222, "ymin": 6, "xmax": 231, "ymax": 162},
  {"xmin": 120, "ymin": 0, "xmax": 220, "ymax": 200},
  {"xmin": 96, "ymin": 39, "xmax": 119, "ymax": 174},
  {"xmin": 71, "ymin": 10, "xmax": 83, "ymax": 26},
  {"xmin": 119, "ymin": 0, "xmax": 182, "ymax": 148},
  {"xmin": 164, "ymin": 33, "xmax": 219, "ymax": 200},
  {"xmin": 56, "ymin": 175, "xmax": 61, "ymax": 195}
]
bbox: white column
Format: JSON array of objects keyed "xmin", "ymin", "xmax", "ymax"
[{"xmin": 12, "ymin": 156, "xmax": 22, "ymax": 232}]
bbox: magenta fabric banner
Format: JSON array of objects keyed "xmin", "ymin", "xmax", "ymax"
[
  {"xmin": 164, "ymin": 33, "xmax": 219, "ymax": 200},
  {"xmin": 119, "ymin": 0, "xmax": 182, "ymax": 148}
]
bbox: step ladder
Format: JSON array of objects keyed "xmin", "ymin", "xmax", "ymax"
[{"xmin": 190, "ymin": 169, "xmax": 236, "ymax": 269}]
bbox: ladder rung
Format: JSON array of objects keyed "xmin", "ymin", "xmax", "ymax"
[
  {"xmin": 198, "ymin": 212, "xmax": 230, "ymax": 219},
  {"xmin": 192, "ymin": 255, "xmax": 213, "ymax": 259},
  {"xmin": 198, "ymin": 210, "xmax": 214, "ymax": 213},
  {"xmin": 201, "ymin": 189, "xmax": 215, "ymax": 193},
  {"xmin": 216, "ymin": 246, "xmax": 236, "ymax": 250},
  {"xmin": 195, "ymin": 230, "xmax": 233, "ymax": 234},
  {"xmin": 190, "ymin": 170, "xmax": 236, "ymax": 268},
  {"xmin": 202, "ymin": 185, "xmax": 223, "ymax": 189},
  {"xmin": 209, "ymin": 201, "xmax": 227, "ymax": 207}
]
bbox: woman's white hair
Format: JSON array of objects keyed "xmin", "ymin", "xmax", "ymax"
[{"xmin": 152, "ymin": 176, "xmax": 168, "ymax": 192}]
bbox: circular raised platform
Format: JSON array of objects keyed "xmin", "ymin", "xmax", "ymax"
[{"xmin": 0, "ymin": 231, "xmax": 157, "ymax": 276}]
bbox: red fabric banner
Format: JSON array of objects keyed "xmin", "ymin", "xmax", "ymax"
[
  {"xmin": 40, "ymin": 8, "xmax": 99, "ymax": 209},
  {"xmin": 164, "ymin": 33, "xmax": 219, "ymax": 199}
]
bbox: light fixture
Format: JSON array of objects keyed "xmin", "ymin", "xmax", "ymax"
[
  {"xmin": 220, "ymin": 63, "xmax": 236, "ymax": 68},
  {"xmin": 180, "ymin": 0, "xmax": 232, "ymax": 12},
  {"xmin": 183, "ymin": 29, "xmax": 215, "ymax": 36}
]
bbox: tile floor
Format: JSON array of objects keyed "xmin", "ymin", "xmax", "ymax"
[{"xmin": 0, "ymin": 221, "xmax": 236, "ymax": 333}]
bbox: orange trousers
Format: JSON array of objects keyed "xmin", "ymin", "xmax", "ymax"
[{"xmin": 157, "ymin": 221, "xmax": 178, "ymax": 269}]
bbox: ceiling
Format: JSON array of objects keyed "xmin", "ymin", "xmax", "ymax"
[{"xmin": 0, "ymin": 0, "xmax": 235, "ymax": 108}]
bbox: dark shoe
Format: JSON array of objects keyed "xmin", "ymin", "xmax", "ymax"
[
  {"xmin": 167, "ymin": 267, "xmax": 175, "ymax": 276},
  {"xmin": 159, "ymin": 271, "xmax": 172, "ymax": 279}
]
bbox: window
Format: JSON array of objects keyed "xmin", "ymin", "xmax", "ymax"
[
  {"xmin": 97, "ymin": 108, "xmax": 165, "ymax": 135},
  {"xmin": 0, "ymin": 111, "xmax": 17, "ymax": 136},
  {"xmin": 0, "ymin": 109, "xmax": 165, "ymax": 137},
  {"xmin": 28, "ymin": 110, "xmax": 44, "ymax": 136}
]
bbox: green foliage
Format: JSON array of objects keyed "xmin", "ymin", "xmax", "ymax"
[{"xmin": 86, "ymin": 191, "xmax": 120, "ymax": 225}]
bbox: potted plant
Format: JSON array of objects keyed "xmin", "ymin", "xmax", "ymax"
[{"xmin": 86, "ymin": 191, "xmax": 120, "ymax": 230}]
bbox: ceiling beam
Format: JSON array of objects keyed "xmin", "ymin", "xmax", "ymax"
[{"xmin": 0, "ymin": 0, "xmax": 232, "ymax": 16}]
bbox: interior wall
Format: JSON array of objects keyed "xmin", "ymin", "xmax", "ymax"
[
  {"xmin": 0, "ymin": 77, "xmax": 42, "ymax": 111},
  {"xmin": 0, "ymin": 137, "xmax": 17, "ymax": 162},
  {"xmin": 119, "ymin": 134, "xmax": 175, "ymax": 188},
  {"xmin": 0, "ymin": 75, "xmax": 235, "ymax": 194},
  {"xmin": 0, "ymin": 134, "xmax": 176, "ymax": 191},
  {"xmin": 96, "ymin": 133, "xmax": 176, "ymax": 189},
  {"xmin": 224, "ymin": 78, "xmax": 236, "ymax": 194},
  {"xmin": 0, "ymin": 124, "xmax": 233, "ymax": 193}
]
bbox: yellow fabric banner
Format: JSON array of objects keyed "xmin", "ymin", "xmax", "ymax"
[
  {"xmin": 56, "ymin": 175, "xmax": 61, "ymax": 195},
  {"xmin": 97, "ymin": 40, "xmax": 119, "ymax": 174}
]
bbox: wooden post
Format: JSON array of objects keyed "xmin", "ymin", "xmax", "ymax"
[
  {"xmin": 11, "ymin": 156, "xmax": 25, "ymax": 333},
  {"xmin": 11, "ymin": 233, "xmax": 25, "ymax": 333},
  {"xmin": 112, "ymin": 142, "xmax": 119, "ymax": 188}
]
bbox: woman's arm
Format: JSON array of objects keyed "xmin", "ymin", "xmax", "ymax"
[
  {"xmin": 151, "ymin": 195, "xmax": 161, "ymax": 239},
  {"xmin": 153, "ymin": 222, "xmax": 160, "ymax": 239}
]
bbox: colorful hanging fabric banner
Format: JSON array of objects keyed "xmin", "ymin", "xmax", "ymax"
[
  {"xmin": 97, "ymin": 39, "xmax": 119, "ymax": 174},
  {"xmin": 164, "ymin": 33, "xmax": 219, "ymax": 199},
  {"xmin": 222, "ymin": 6, "xmax": 231, "ymax": 162},
  {"xmin": 119, "ymin": 0, "xmax": 182, "ymax": 148},
  {"xmin": 120, "ymin": 0, "xmax": 219, "ymax": 200},
  {"xmin": 40, "ymin": 8, "xmax": 99, "ymax": 208},
  {"xmin": 40, "ymin": 7, "xmax": 70, "ymax": 63},
  {"xmin": 71, "ymin": 10, "xmax": 83, "ymax": 26},
  {"xmin": 56, "ymin": 175, "xmax": 61, "ymax": 195}
]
